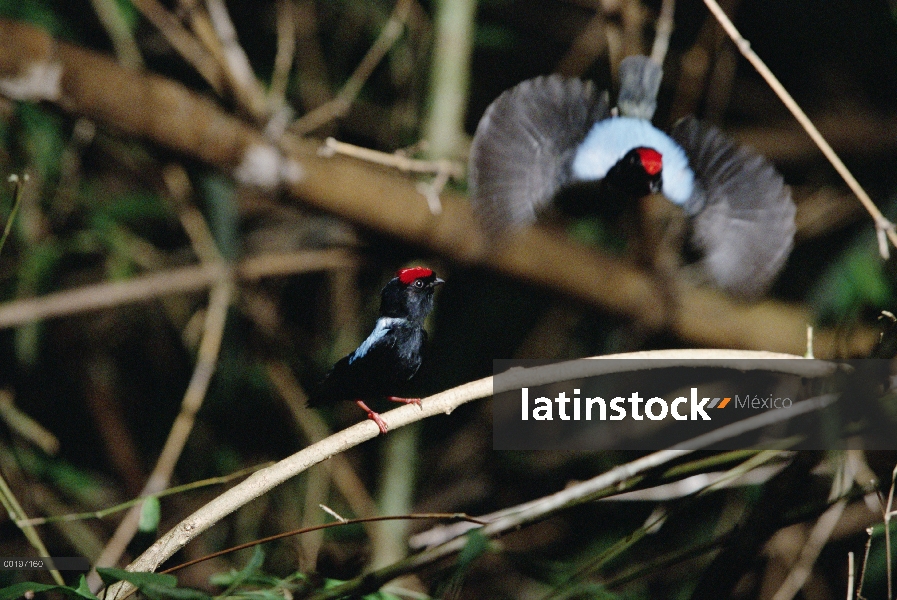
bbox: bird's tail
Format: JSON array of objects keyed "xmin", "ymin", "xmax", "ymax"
[
  {"xmin": 468, "ymin": 75, "xmax": 609, "ymax": 236},
  {"xmin": 616, "ymin": 55, "xmax": 663, "ymax": 121}
]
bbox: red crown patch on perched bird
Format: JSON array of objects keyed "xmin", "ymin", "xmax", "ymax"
[
  {"xmin": 636, "ymin": 147, "xmax": 662, "ymax": 176},
  {"xmin": 397, "ymin": 266, "xmax": 434, "ymax": 284}
]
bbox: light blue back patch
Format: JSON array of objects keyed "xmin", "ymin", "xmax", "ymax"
[
  {"xmin": 349, "ymin": 317, "xmax": 403, "ymax": 364},
  {"xmin": 571, "ymin": 117, "xmax": 694, "ymax": 204}
]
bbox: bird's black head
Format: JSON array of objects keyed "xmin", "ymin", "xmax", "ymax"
[
  {"xmin": 606, "ymin": 146, "xmax": 663, "ymax": 198},
  {"xmin": 380, "ymin": 266, "xmax": 444, "ymax": 323}
]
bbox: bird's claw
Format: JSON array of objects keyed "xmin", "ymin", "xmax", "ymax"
[
  {"xmin": 367, "ymin": 411, "xmax": 389, "ymax": 434},
  {"xmin": 388, "ymin": 396, "xmax": 423, "ymax": 410},
  {"xmin": 356, "ymin": 400, "xmax": 389, "ymax": 434}
]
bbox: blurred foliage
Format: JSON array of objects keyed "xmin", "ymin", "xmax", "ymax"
[{"xmin": 0, "ymin": 0, "xmax": 894, "ymax": 599}]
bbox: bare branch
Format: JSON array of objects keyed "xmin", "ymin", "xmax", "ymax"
[
  {"xmin": 701, "ymin": 0, "xmax": 897, "ymax": 256},
  {"xmin": 104, "ymin": 350, "xmax": 835, "ymax": 598},
  {"xmin": 0, "ymin": 249, "xmax": 356, "ymax": 329},
  {"xmin": 130, "ymin": 0, "xmax": 225, "ymax": 93},
  {"xmin": 291, "ymin": 0, "xmax": 411, "ymax": 135}
]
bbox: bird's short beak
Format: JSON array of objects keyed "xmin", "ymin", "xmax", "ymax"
[
  {"xmin": 649, "ymin": 178, "xmax": 663, "ymax": 194},
  {"xmin": 434, "ymin": 277, "xmax": 445, "ymax": 285}
]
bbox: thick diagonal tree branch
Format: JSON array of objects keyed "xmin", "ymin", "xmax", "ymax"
[{"xmin": 0, "ymin": 18, "xmax": 877, "ymax": 357}]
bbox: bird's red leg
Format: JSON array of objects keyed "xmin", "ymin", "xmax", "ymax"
[
  {"xmin": 355, "ymin": 400, "xmax": 388, "ymax": 434},
  {"xmin": 388, "ymin": 396, "xmax": 422, "ymax": 408}
]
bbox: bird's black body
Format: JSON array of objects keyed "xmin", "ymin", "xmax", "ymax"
[
  {"xmin": 312, "ymin": 318, "xmax": 427, "ymax": 404},
  {"xmin": 310, "ymin": 267, "xmax": 443, "ymax": 433}
]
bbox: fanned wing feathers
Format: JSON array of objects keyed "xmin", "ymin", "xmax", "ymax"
[
  {"xmin": 671, "ymin": 116, "xmax": 796, "ymax": 297},
  {"xmin": 469, "ymin": 75, "xmax": 610, "ymax": 235},
  {"xmin": 469, "ymin": 71, "xmax": 795, "ymax": 297}
]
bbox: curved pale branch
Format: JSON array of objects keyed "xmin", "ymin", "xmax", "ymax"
[{"xmin": 104, "ymin": 350, "xmax": 829, "ymax": 597}]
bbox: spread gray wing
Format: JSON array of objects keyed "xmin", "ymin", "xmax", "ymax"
[
  {"xmin": 671, "ymin": 116, "xmax": 796, "ymax": 297},
  {"xmin": 469, "ymin": 75, "xmax": 610, "ymax": 236}
]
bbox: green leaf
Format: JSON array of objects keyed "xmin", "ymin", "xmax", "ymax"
[
  {"xmin": 72, "ymin": 575, "xmax": 99, "ymax": 599},
  {"xmin": 199, "ymin": 174, "xmax": 237, "ymax": 260},
  {"xmin": 95, "ymin": 567, "xmax": 178, "ymax": 589},
  {"xmin": 457, "ymin": 529, "xmax": 490, "ymax": 570},
  {"xmin": 0, "ymin": 582, "xmax": 62, "ymax": 600},
  {"xmin": 209, "ymin": 546, "xmax": 265, "ymax": 592},
  {"xmin": 95, "ymin": 568, "xmax": 212, "ymax": 600},
  {"xmin": 138, "ymin": 496, "xmax": 161, "ymax": 533},
  {"xmin": 114, "ymin": 0, "xmax": 140, "ymax": 29},
  {"xmin": 0, "ymin": 0, "xmax": 61, "ymax": 35},
  {"xmin": 17, "ymin": 103, "xmax": 65, "ymax": 183},
  {"xmin": 0, "ymin": 576, "xmax": 98, "ymax": 600},
  {"xmin": 100, "ymin": 190, "xmax": 172, "ymax": 223},
  {"xmin": 140, "ymin": 585, "xmax": 212, "ymax": 600},
  {"xmin": 809, "ymin": 233, "xmax": 894, "ymax": 319}
]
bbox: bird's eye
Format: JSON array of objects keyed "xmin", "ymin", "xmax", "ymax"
[{"xmin": 413, "ymin": 279, "xmax": 425, "ymax": 288}]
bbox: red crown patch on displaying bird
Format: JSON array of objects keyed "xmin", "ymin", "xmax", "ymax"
[
  {"xmin": 636, "ymin": 147, "xmax": 662, "ymax": 176},
  {"xmin": 397, "ymin": 266, "xmax": 435, "ymax": 284}
]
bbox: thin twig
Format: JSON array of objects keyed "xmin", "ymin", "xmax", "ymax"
[
  {"xmin": 18, "ymin": 463, "xmax": 269, "ymax": 527},
  {"xmin": 701, "ymin": 0, "xmax": 897, "ymax": 257},
  {"xmin": 291, "ymin": 0, "xmax": 412, "ymax": 135},
  {"xmin": 269, "ymin": 0, "xmax": 297, "ymax": 109},
  {"xmin": 106, "ymin": 350, "xmax": 835, "ymax": 598},
  {"xmin": 415, "ymin": 169, "xmax": 449, "ymax": 215},
  {"xmin": 0, "ymin": 249, "xmax": 356, "ymax": 330},
  {"xmin": 89, "ymin": 0, "xmax": 144, "ymax": 68},
  {"xmin": 319, "ymin": 137, "xmax": 463, "ymax": 178},
  {"xmin": 177, "ymin": 0, "xmax": 231, "ymax": 80},
  {"xmin": 90, "ymin": 274, "xmax": 233, "ymax": 592},
  {"xmin": 0, "ymin": 390, "xmax": 60, "ymax": 455},
  {"xmin": 847, "ymin": 551, "xmax": 855, "ymax": 600},
  {"xmin": 0, "ymin": 174, "xmax": 26, "ymax": 256},
  {"xmin": 160, "ymin": 513, "xmax": 487, "ymax": 576},
  {"xmin": 0, "ymin": 471, "xmax": 65, "ymax": 584},
  {"xmin": 319, "ymin": 504, "xmax": 347, "ymax": 522},
  {"xmin": 649, "ymin": 0, "xmax": 676, "ymax": 66},
  {"xmin": 161, "ymin": 165, "xmax": 221, "ymax": 264},
  {"xmin": 130, "ymin": 0, "xmax": 225, "ymax": 93},
  {"xmin": 205, "ymin": 0, "xmax": 268, "ymax": 119},
  {"xmin": 771, "ymin": 499, "xmax": 848, "ymax": 600},
  {"xmin": 885, "ymin": 464, "xmax": 897, "ymax": 600},
  {"xmin": 857, "ymin": 528, "xmax": 873, "ymax": 600},
  {"xmin": 319, "ymin": 137, "xmax": 462, "ymax": 215}
]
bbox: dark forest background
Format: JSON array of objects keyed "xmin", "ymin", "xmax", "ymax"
[{"xmin": 0, "ymin": 0, "xmax": 896, "ymax": 598}]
